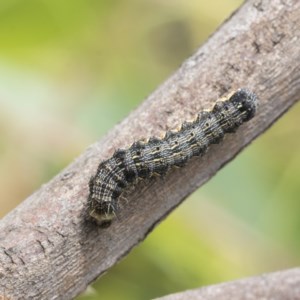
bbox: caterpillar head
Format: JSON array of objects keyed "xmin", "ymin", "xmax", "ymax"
[{"xmin": 88, "ymin": 176, "xmax": 117, "ymax": 225}]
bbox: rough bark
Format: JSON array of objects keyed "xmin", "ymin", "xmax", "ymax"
[
  {"xmin": 156, "ymin": 268, "xmax": 300, "ymax": 300},
  {"xmin": 0, "ymin": 0, "xmax": 299, "ymax": 299}
]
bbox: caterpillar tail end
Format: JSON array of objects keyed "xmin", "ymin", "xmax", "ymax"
[{"xmin": 233, "ymin": 88, "xmax": 258, "ymax": 121}]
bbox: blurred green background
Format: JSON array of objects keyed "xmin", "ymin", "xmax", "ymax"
[{"xmin": 0, "ymin": 1, "xmax": 299, "ymax": 299}]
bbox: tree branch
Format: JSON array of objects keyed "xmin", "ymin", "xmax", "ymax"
[
  {"xmin": 156, "ymin": 268, "xmax": 300, "ymax": 300},
  {"xmin": 1, "ymin": 0, "xmax": 299, "ymax": 298}
]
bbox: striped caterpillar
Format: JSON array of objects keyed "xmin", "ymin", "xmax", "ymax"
[{"xmin": 88, "ymin": 88, "xmax": 258, "ymax": 225}]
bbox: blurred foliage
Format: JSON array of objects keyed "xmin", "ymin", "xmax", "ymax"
[{"xmin": 0, "ymin": 1, "xmax": 299, "ymax": 299}]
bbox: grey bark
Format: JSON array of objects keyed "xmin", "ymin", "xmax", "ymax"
[
  {"xmin": 0, "ymin": 0, "xmax": 299, "ymax": 299},
  {"xmin": 156, "ymin": 268, "xmax": 300, "ymax": 300}
]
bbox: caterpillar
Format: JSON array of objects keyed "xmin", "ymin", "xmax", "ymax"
[{"xmin": 88, "ymin": 88, "xmax": 258, "ymax": 225}]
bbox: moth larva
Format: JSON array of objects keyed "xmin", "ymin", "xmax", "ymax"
[{"xmin": 88, "ymin": 88, "xmax": 258, "ymax": 224}]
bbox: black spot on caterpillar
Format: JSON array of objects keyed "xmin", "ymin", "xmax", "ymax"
[{"xmin": 88, "ymin": 88, "xmax": 258, "ymax": 225}]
